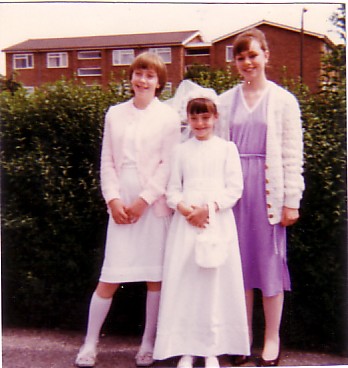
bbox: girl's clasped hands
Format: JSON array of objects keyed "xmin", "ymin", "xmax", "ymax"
[
  {"xmin": 109, "ymin": 198, "xmax": 148, "ymax": 224},
  {"xmin": 177, "ymin": 201, "xmax": 209, "ymax": 229}
]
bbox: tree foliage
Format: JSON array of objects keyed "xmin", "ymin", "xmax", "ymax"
[
  {"xmin": 0, "ymin": 73, "xmax": 22, "ymax": 94},
  {"xmin": 1, "ymin": 80, "xmax": 131, "ymax": 328},
  {"xmin": 285, "ymin": 5, "xmax": 346, "ymax": 352},
  {"xmin": 184, "ymin": 64, "xmax": 239, "ymax": 94}
]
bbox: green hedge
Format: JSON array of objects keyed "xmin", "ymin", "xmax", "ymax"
[
  {"xmin": 1, "ymin": 66, "xmax": 346, "ymax": 352},
  {"xmin": 1, "ymin": 80, "xmax": 132, "ymax": 329},
  {"xmin": 283, "ymin": 82, "xmax": 346, "ymax": 353}
]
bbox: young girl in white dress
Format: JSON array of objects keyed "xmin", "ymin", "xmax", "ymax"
[
  {"xmin": 75, "ymin": 52, "xmax": 181, "ymax": 367},
  {"xmin": 153, "ymin": 87, "xmax": 250, "ymax": 368}
]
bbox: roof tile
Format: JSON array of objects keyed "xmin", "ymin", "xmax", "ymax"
[{"xmin": 3, "ymin": 30, "xmax": 201, "ymax": 52}]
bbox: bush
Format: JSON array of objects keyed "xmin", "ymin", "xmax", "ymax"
[
  {"xmin": 1, "ymin": 80, "xmax": 131, "ymax": 328},
  {"xmin": 184, "ymin": 64, "xmax": 239, "ymax": 94},
  {"xmin": 283, "ymin": 46, "xmax": 347, "ymax": 352}
]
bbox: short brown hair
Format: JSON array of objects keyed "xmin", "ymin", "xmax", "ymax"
[
  {"xmin": 187, "ymin": 98, "xmax": 218, "ymax": 116},
  {"xmin": 233, "ymin": 28, "xmax": 269, "ymax": 59},
  {"xmin": 129, "ymin": 52, "xmax": 167, "ymax": 96}
]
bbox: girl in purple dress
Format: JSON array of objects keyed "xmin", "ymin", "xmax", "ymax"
[{"xmin": 218, "ymin": 28, "xmax": 305, "ymax": 366}]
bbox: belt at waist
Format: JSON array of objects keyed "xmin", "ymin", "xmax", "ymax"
[{"xmin": 240, "ymin": 153, "xmax": 266, "ymax": 158}]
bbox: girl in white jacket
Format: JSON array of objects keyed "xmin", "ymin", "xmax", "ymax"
[{"xmin": 75, "ymin": 52, "xmax": 181, "ymax": 367}]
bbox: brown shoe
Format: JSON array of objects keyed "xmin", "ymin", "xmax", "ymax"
[
  {"xmin": 256, "ymin": 351, "xmax": 281, "ymax": 367},
  {"xmin": 230, "ymin": 355, "xmax": 249, "ymax": 366}
]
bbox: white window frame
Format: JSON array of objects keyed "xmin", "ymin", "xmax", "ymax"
[
  {"xmin": 47, "ymin": 52, "xmax": 68, "ymax": 68},
  {"xmin": 77, "ymin": 68, "xmax": 102, "ymax": 77},
  {"xmin": 24, "ymin": 86, "xmax": 35, "ymax": 94},
  {"xmin": 226, "ymin": 46, "xmax": 234, "ymax": 62},
  {"xmin": 13, "ymin": 54, "xmax": 34, "ymax": 69},
  {"xmin": 112, "ymin": 49, "xmax": 135, "ymax": 65},
  {"xmin": 78, "ymin": 50, "xmax": 101, "ymax": 60},
  {"xmin": 149, "ymin": 47, "xmax": 171, "ymax": 63},
  {"xmin": 162, "ymin": 82, "xmax": 172, "ymax": 95}
]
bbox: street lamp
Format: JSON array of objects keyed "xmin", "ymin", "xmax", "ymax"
[{"xmin": 300, "ymin": 8, "xmax": 308, "ymax": 83}]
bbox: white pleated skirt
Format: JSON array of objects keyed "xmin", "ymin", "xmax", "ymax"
[{"xmin": 99, "ymin": 165, "xmax": 171, "ymax": 283}]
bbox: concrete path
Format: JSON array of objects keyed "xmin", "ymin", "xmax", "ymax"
[{"xmin": 3, "ymin": 328, "xmax": 348, "ymax": 368}]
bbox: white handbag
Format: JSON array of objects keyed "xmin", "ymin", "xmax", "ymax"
[{"xmin": 194, "ymin": 202, "xmax": 229, "ymax": 268}]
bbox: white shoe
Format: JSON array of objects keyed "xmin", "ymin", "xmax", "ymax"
[
  {"xmin": 75, "ymin": 344, "xmax": 97, "ymax": 367},
  {"xmin": 205, "ymin": 356, "xmax": 220, "ymax": 368},
  {"xmin": 135, "ymin": 351, "xmax": 154, "ymax": 367},
  {"xmin": 177, "ymin": 355, "xmax": 194, "ymax": 368}
]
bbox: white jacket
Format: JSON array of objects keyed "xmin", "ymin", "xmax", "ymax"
[
  {"xmin": 217, "ymin": 81, "xmax": 305, "ymax": 224},
  {"xmin": 100, "ymin": 97, "xmax": 181, "ymax": 217}
]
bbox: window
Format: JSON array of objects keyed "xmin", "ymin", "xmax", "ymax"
[
  {"xmin": 114, "ymin": 82, "xmax": 131, "ymax": 95},
  {"xmin": 24, "ymin": 86, "xmax": 35, "ymax": 94},
  {"xmin": 226, "ymin": 46, "xmax": 234, "ymax": 62},
  {"xmin": 112, "ymin": 49, "xmax": 134, "ymax": 65},
  {"xmin": 77, "ymin": 68, "xmax": 102, "ymax": 76},
  {"xmin": 149, "ymin": 48, "xmax": 171, "ymax": 63},
  {"xmin": 78, "ymin": 51, "xmax": 101, "ymax": 59},
  {"xmin": 13, "ymin": 54, "xmax": 34, "ymax": 69},
  {"xmin": 47, "ymin": 52, "xmax": 68, "ymax": 68},
  {"xmin": 185, "ymin": 49, "xmax": 210, "ymax": 56},
  {"xmin": 162, "ymin": 82, "xmax": 172, "ymax": 95}
]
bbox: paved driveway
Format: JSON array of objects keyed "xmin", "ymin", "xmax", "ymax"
[{"xmin": 3, "ymin": 328, "xmax": 348, "ymax": 368}]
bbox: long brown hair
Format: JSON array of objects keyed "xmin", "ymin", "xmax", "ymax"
[{"xmin": 233, "ymin": 28, "xmax": 269, "ymax": 59}]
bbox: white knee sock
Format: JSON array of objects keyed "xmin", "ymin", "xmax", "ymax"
[
  {"xmin": 205, "ymin": 356, "xmax": 220, "ymax": 368},
  {"xmin": 139, "ymin": 290, "xmax": 161, "ymax": 353},
  {"xmin": 84, "ymin": 291, "xmax": 113, "ymax": 347}
]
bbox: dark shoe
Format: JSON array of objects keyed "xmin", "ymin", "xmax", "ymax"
[
  {"xmin": 256, "ymin": 352, "xmax": 280, "ymax": 367},
  {"xmin": 230, "ymin": 355, "xmax": 249, "ymax": 366}
]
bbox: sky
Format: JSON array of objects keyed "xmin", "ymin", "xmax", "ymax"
[{"xmin": 0, "ymin": 1, "xmax": 344, "ymax": 76}]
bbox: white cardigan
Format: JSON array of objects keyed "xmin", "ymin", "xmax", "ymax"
[{"xmin": 217, "ymin": 81, "xmax": 305, "ymax": 224}]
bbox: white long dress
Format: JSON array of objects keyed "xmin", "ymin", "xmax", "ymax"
[{"xmin": 153, "ymin": 136, "xmax": 250, "ymax": 359}]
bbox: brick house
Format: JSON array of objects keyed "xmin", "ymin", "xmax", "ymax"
[
  {"xmin": 3, "ymin": 30, "xmax": 207, "ymax": 93},
  {"xmin": 2, "ymin": 21, "xmax": 335, "ymax": 93},
  {"xmin": 212, "ymin": 20, "xmax": 336, "ymax": 93}
]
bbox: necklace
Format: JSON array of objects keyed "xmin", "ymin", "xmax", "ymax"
[{"xmin": 242, "ymin": 80, "xmax": 269, "ymax": 109}]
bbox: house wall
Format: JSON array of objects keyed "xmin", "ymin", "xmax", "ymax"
[
  {"xmin": 212, "ymin": 24, "xmax": 324, "ymax": 92},
  {"xmin": 185, "ymin": 54, "xmax": 210, "ymax": 67},
  {"xmin": 6, "ymin": 54, "xmax": 36, "ymax": 86},
  {"xmin": 5, "ymin": 25, "xmax": 329, "ymax": 93},
  {"xmin": 6, "ymin": 51, "xmax": 76, "ymax": 87},
  {"xmin": 171, "ymin": 46, "xmax": 185, "ymax": 86},
  {"xmin": 6, "ymin": 45, "xmax": 186, "ymax": 90}
]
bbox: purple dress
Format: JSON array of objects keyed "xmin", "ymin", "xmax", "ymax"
[{"xmin": 230, "ymin": 85, "xmax": 290, "ymax": 297}]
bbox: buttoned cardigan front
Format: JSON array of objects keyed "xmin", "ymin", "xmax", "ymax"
[{"xmin": 217, "ymin": 81, "xmax": 305, "ymax": 224}]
